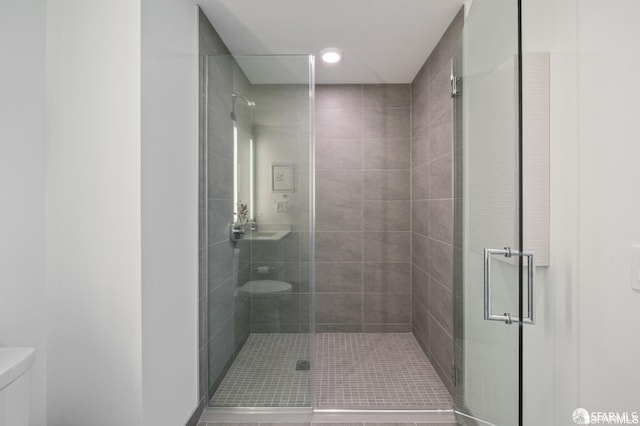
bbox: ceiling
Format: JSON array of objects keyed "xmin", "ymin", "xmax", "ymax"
[{"xmin": 198, "ymin": 0, "xmax": 465, "ymax": 84}]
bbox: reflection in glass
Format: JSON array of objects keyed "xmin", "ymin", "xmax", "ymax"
[{"xmin": 203, "ymin": 55, "xmax": 313, "ymax": 408}]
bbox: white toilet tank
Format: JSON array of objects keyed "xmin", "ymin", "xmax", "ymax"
[{"xmin": 0, "ymin": 348, "xmax": 35, "ymax": 426}]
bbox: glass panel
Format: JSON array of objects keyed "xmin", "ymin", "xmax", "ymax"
[
  {"xmin": 204, "ymin": 54, "xmax": 314, "ymax": 408},
  {"xmin": 454, "ymin": 1, "xmax": 522, "ymax": 425}
]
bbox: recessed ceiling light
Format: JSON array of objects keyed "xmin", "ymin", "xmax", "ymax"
[{"xmin": 320, "ymin": 48, "xmax": 342, "ymax": 64}]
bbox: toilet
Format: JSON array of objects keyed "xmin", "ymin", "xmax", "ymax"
[
  {"xmin": 0, "ymin": 347, "xmax": 35, "ymax": 426},
  {"xmin": 239, "ymin": 280, "xmax": 292, "ymax": 299},
  {"xmin": 239, "ymin": 280, "xmax": 292, "ymax": 332}
]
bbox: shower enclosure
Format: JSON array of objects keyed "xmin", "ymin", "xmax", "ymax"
[
  {"xmin": 200, "ymin": 51, "xmax": 454, "ymax": 413},
  {"xmin": 199, "ymin": 0, "xmax": 530, "ymax": 422}
]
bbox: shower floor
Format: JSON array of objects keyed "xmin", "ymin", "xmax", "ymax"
[
  {"xmin": 209, "ymin": 332, "xmax": 452, "ymax": 409},
  {"xmin": 211, "ymin": 333, "xmax": 312, "ymax": 407}
]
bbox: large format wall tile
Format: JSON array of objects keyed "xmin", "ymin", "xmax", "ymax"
[
  {"xmin": 429, "ymin": 315, "xmax": 453, "ymax": 393},
  {"xmin": 315, "ymin": 262, "xmax": 363, "ymax": 293},
  {"xmin": 429, "ymin": 107, "xmax": 454, "ymax": 160},
  {"xmin": 207, "ymin": 154, "xmax": 233, "ymax": 199},
  {"xmin": 315, "ymin": 84, "xmax": 411, "ymax": 331},
  {"xmin": 363, "ymin": 84, "xmax": 411, "ymax": 108},
  {"xmin": 364, "ymin": 108, "xmax": 411, "ymax": 140},
  {"xmin": 363, "ymin": 138, "xmax": 410, "ymax": 169},
  {"xmin": 364, "ymin": 293, "xmax": 412, "ymax": 324},
  {"xmin": 428, "ymin": 238, "xmax": 454, "ymax": 291},
  {"xmin": 207, "ymin": 278, "xmax": 235, "ymax": 339},
  {"xmin": 315, "ymin": 293, "xmax": 363, "ymax": 324},
  {"xmin": 363, "ymin": 262, "xmax": 411, "ymax": 293},
  {"xmin": 410, "ymin": 9, "xmax": 463, "ymax": 395},
  {"xmin": 316, "ymin": 107, "xmax": 363, "ymax": 139},
  {"xmin": 412, "ymin": 199, "xmax": 429, "ymax": 236},
  {"xmin": 411, "ymin": 232, "xmax": 430, "ymax": 273},
  {"xmin": 251, "ymin": 292, "xmax": 301, "ymax": 325},
  {"xmin": 428, "ymin": 65, "xmax": 454, "ymax": 124},
  {"xmin": 364, "ymin": 232, "xmax": 411, "ymax": 263},
  {"xmin": 412, "ymin": 263, "xmax": 430, "ymax": 309},
  {"xmin": 412, "ymin": 163, "xmax": 430, "ymax": 200},
  {"xmin": 200, "ymin": 9, "xmax": 236, "ymax": 401},
  {"xmin": 429, "ymin": 199, "xmax": 453, "ymax": 244},
  {"xmin": 429, "ymin": 277, "xmax": 454, "ymax": 335},
  {"xmin": 363, "ymin": 200, "xmax": 410, "ymax": 231},
  {"xmin": 412, "ymin": 297, "xmax": 430, "ymax": 351},
  {"xmin": 316, "ymin": 138, "xmax": 363, "ymax": 170},
  {"xmin": 363, "ymin": 170, "xmax": 410, "ymax": 200},
  {"xmin": 208, "ymin": 240, "xmax": 234, "ymax": 290},
  {"xmin": 412, "ymin": 129, "xmax": 430, "ymax": 168},
  {"xmin": 315, "ymin": 231, "xmax": 363, "ymax": 262},
  {"xmin": 316, "ymin": 84, "xmax": 363, "ymax": 108},
  {"xmin": 208, "ymin": 199, "xmax": 233, "ymax": 244},
  {"xmin": 429, "ymin": 154, "xmax": 453, "ymax": 200},
  {"xmin": 316, "ymin": 169, "xmax": 363, "ymax": 202},
  {"xmin": 316, "ymin": 199, "xmax": 363, "ymax": 232}
]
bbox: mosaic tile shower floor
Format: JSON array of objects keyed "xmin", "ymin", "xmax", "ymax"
[
  {"xmin": 211, "ymin": 333, "xmax": 312, "ymax": 407},
  {"xmin": 315, "ymin": 333, "xmax": 452, "ymax": 409},
  {"xmin": 209, "ymin": 333, "xmax": 452, "ymax": 409}
]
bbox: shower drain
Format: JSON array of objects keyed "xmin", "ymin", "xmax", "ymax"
[{"xmin": 295, "ymin": 360, "xmax": 310, "ymax": 371}]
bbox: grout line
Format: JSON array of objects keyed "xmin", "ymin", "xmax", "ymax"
[{"xmin": 360, "ymin": 84, "xmax": 365, "ymax": 332}]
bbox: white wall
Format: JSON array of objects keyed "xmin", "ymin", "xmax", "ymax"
[
  {"xmin": 0, "ymin": 0, "xmax": 47, "ymax": 424},
  {"xmin": 30, "ymin": 0, "xmax": 201, "ymax": 423},
  {"xmin": 577, "ymin": 0, "xmax": 640, "ymax": 412},
  {"xmin": 522, "ymin": 0, "xmax": 580, "ymax": 424},
  {"xmin": 45, "ymin": 1, "xmax": 143, "ymax": 424},
  {"xmin": 140, "ymin": 0, "xmax": 200, "ymax": 424},
  {"xmin": 523, "ymin": 0, "xmax": 640, "ymax": 422}
]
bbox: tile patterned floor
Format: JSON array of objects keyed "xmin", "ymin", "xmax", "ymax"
[
  {"xmin": 315, "ymin": 333, "xmax": 452, "ymax": 409},
  {"xmin": 209, "ymin": 333, "xmax": 451, "ymax": 410},
  {"xmin": 211, "ymin": 333, "xmax": 312, "ymax": 407}
]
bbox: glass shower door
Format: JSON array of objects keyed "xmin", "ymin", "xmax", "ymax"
[
  {"xmin": 202, "ymin": 54, "xmax": 314, "ymax": 408},
  {"xmin": 453, "ymin": 0, "xmax": 527, "ymax": 425}
]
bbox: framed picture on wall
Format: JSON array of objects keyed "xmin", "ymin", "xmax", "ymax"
[{"xmin": 272, "ymin": 164, "xmax": 294, "ymax": 192}]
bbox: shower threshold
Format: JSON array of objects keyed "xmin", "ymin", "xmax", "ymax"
[{"xmin": 199, "ymin": 407, "xmax": 456, "ymax": 424}]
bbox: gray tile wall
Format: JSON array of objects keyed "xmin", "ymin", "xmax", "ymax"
[
  {"xmin": 199, "ymin": 7, "xmax": 230, "ymax": 405},
  {"xmin": 249, "ymin": 84, "xmax": 310, "ymax": 333},
  {"xmin": 205, "ymin": 52, "xmax": 238, "ymax": 398},
  {"xmin": 315, "ymin": 84, "xmax": 412, "ymax": 332},
  {"xmin": 199, "ymin": 8, "xmax": 253, "ymax": 402},
  {"xmin": 410, "ymin": 9, "xmax": 463, "ymax": 395}
]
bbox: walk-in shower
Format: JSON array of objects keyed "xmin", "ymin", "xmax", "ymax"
[
  {"xmin": 200, "ymin": 49, "xmax": 457, "ymax": 412},
  {"xmin": 195, "ymin": 0, "xmax": 499, "ymax": 419},
  {"xmin": 200, "ymin": 48, "xmax": 460, "ymax": 418},
  {"xmin": 198, "ymin": 3, "xmax": 464, "ymax": 415}
]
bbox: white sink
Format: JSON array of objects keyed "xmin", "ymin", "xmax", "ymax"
[
  {"xmin": 247, "ymin": 229, "xmax": 290, "ymax": 241},
  {"xmin": 251, "ymin": 231, "xmax": 277, "ymax": 237}
]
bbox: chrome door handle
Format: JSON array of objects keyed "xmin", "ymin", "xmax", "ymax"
[{"xmin": 484, "ymin": 247, "xmax": 535, "ymax": 325}]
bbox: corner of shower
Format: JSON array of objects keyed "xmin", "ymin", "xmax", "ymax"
[{"xmin": 199, "ymin": 53, "xmax": 316, "ymax": 413}]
